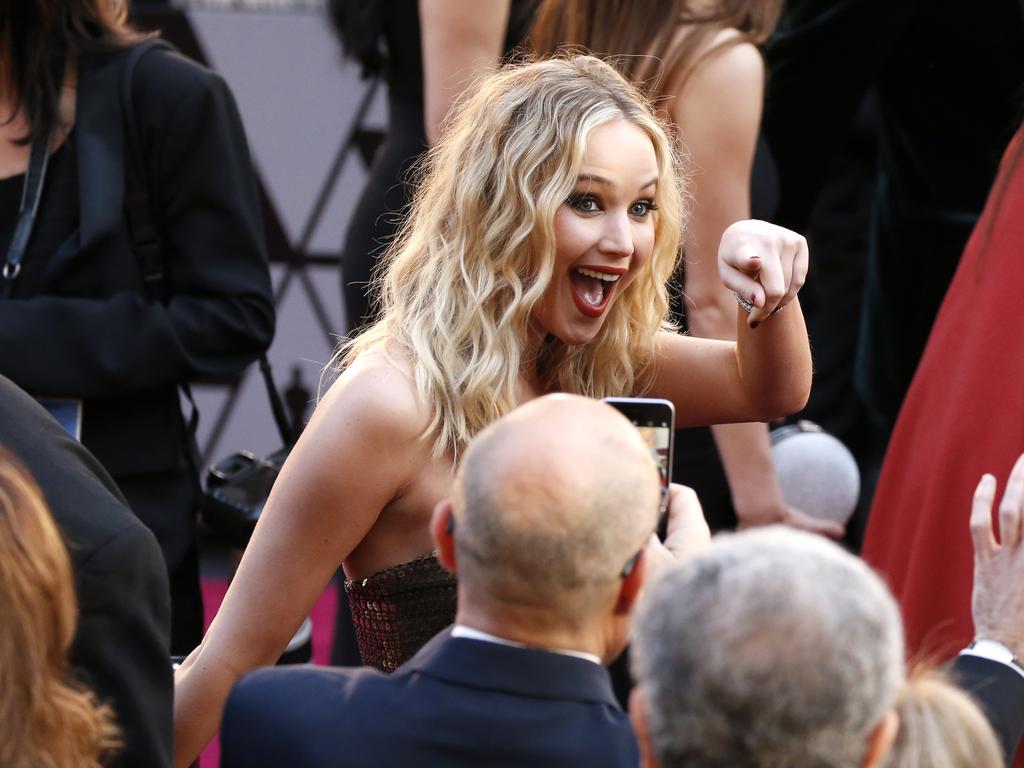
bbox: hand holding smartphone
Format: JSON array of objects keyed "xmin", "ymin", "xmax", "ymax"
[{"xmin": 602, "ymin": 397, "xmax": 675, "ymax": 516}]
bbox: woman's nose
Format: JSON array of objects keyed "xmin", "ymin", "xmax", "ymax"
[{"xmin": 598, "ymin": 211, "xmax": 634, "ymax": 258}]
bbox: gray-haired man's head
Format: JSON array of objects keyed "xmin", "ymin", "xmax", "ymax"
[{"xmin": 632, "ymin": 526, "xmax": 905, "ymax": 768}]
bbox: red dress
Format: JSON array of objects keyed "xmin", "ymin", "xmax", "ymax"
[{"xmin": 862, "ymin": 125, "xmax": 1024, "ymax": 661}]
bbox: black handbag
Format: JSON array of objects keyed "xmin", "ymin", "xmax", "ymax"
[
  {"xmin": 120, "ymin": 40, "xmax": 293, "ymax": 549},
  {"xmin": 200, "ymin": 356, "xmax": 294, "ymax": 548}
]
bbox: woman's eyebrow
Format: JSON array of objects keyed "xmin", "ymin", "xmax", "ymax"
[{"xmin": 575, "ymin": 173, "xmax": 659, "ymax": 190}]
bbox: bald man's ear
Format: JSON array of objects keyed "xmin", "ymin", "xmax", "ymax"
[
  {"xmin": 431, "ymin": 500, "xmax": 457, "ymax": 574},
  {"xmin": 629, "ymin": 688, "xmax": 658, "ymax": 768},
  {"xmin": 862, "ymin": 709, "xmax": 899, "ymax": 768},
  {"xmin": 616, "ymin": 548, "xmax": 648, "ymax": 615}
]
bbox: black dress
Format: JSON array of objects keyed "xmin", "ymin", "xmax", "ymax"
[{"xmin": 340, "ymin": 0, "xmax": 534, "ymax": 332}]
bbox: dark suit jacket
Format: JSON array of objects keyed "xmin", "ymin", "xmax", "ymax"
[
  {"xmin": 0, "ymin": 375, "xmax": 172, "ymax": 768},
  {"xmin": 221, "ymin": 628, "xmax": 639, "ymax": 767},
  {"xmin": 952, "ymin": 654, "xmax": 1024, "ymax": 763},
  {"xmin": 0, "ymin": 44, "xmax": 274, "ymax": 566}
]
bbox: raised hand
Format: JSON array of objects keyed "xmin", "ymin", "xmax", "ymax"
[
  {"xmin": 718, "ymin": 219, "xmax": 809, "ymax": 329},
  {"xmin": 970, "ymin": 453, "xmax": 1024, "ymax": 658},
  {"xmin": 644, "ymin": 483, "xmax": 712, "ymax": 583}
]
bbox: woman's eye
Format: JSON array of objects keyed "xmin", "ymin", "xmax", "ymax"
[
  {"xmin": 630, "ymin": 200, "xmax": 657, "ymax": 217},
  {"xmin": 568, "ymin": 195, "xmax": 599, "ymax": 213}
]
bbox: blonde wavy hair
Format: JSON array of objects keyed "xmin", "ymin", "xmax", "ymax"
[
  {"xmin": 882, "ymin": 664, "xmax": 1004, "ymax": 768},
  {"xmin": 0, "ymin": 450, "xmax": 120, "ymax": 768},
  {"xmin": 341, "ymin": 54, "xmax": 685, "ymax": 457}
]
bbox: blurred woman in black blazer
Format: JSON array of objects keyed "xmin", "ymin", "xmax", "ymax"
[{"xmin": 0, "ymin": 0, "xmax": 275, "ymax": 655}]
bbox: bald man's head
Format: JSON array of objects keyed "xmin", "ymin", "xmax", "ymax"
[{"xmin": 451, "ymin": 395, "xmax": 661, "ymax": 624}]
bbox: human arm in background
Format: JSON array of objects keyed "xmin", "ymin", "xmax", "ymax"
[
  {"xmin": 953, "ymin": 453, "xmax": 1024, "ymax": 761},
  {"xmin": 419, "ymin": 0, "xmax": 512, "ymax": 145},
  {"xmin": 0, "ymin": 51, "xmax": 273, "ymax": 398},
  {"xmin": 670, "ymin": 35, "xmax": 841, "ymax": 538}
]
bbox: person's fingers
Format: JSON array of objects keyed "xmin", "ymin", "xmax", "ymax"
[
  {"xmin": 783, "ymin": 506, "xmax": 845, "ymax": 539},
  {"xmin": 719, "ymin": 254, "xmax": 765, "ymax": 312},
  {"xmin": 971, "ymin": 473, "xmax": 998, "ymax": 558},
  {"xmin": 750, "ymin": 242, "xmax": 785, "ymax": 321},
  {"xmin": 998, "ymin": 454, "xmax": 1024, "ymax": 548},
  {"xmin": 664, "ymin": 483, "xmax": 711, "ymax": 561},
  {"xmin": 777, "ymin": 235, "xmax": 808, "ymax": 311},
  {"xmin": 778, "ymin": 240, "xmax": 794, "ymax": 303}
]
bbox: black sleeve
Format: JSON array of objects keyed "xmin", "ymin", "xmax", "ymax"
[
  {"xmin": 0, "ymin": 375, "xmax": 174, "ymax": 768},
  {"xmin": 0, "ymin": 50, "xmax": 274, "ymax": 398},
  {"xmin": 950, "ymin": 654, "xmax": 1024, "ymax": 763},
  {"xmin": 70, "ymin": 524, "xmax": 174, "ymax": 768}
]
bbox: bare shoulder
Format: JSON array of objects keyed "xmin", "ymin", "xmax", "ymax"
[
  {"xmin": 670, "ymin": 31, "xmax": 765, "ymax": 124},
  {"xmin": 689, "ymin": 29, "xmax": 764, "ymax": 88},
  {"xmin": 314, "ymin": 349, "xmax": 432, "ymax": 448},
  {"xmin": 279, "ymin": 350, "xmax": 434, "ymax": 498}
]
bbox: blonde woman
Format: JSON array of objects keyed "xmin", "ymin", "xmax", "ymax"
[
  {"xmin": 530, "ymin": 0, "xmax": 843, "ymax": 537},
  {"xmin": 0, "ymin": 450, "xmax": 119, "ymax": 768},
  {"xmin": 883, "ymin": 666, "xmax": 1005, "ymax": 768},
  {"xmin": 174, "ymin": 54, "xmax": 812, "ymax": 766}
]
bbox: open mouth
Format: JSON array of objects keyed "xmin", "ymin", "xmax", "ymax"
[{"xmin": 569, "ymin": 266, "xmax": 623, "ymax": 318}]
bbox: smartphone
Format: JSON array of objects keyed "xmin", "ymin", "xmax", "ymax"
[{"xmin": 602, "ymin": 397, "xmax": 675, "ymax": 516}]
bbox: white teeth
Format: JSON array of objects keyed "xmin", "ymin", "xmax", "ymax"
[{"xmin": 576, "ymin": 267, "xmax": 620, "ymax": 282}]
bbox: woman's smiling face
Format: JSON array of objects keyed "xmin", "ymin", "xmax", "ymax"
[{"xmin": 532, "ymin": 118, "xmax": 660, "ymax": 346}]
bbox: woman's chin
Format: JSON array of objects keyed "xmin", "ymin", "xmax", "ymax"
[{"xmin": 550, "ymin": 319, "xmax": 605, "ymax": 347}]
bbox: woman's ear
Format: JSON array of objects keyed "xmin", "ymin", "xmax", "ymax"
[{"xmin": 431, "ymin": 500, "xmax": 458, "ymax": 573}]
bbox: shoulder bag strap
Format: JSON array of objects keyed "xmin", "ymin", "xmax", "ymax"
[
  {"xmin": 119, "ymin": 40, "xmax": 294, "ymax": 448},
  {"xmin": 1, "ymin": 51, "xmax": 66, "ymax": 299}
]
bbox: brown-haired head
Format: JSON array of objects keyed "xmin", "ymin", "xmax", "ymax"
[
  {"xmin": 0, "ymin": 0, "xmax": 143, "ymax": 144},
  {"xmin": 0, "ymin": 447, "xmax": 119, "ymax": 768},
  {"xmin": 529, "ymin": 0, "xmax": 783, "ymax": 98}
]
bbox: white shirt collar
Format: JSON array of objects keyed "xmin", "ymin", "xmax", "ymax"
[{"xmin": 451, "ymin": 624, "xmax": 603, "ymax": 666}]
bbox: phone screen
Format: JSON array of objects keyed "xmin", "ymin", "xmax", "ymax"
[{"xmin": 602, "ymin": 398, "xmax": 675, "ymax": 515}]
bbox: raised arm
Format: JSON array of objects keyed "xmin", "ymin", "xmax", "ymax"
[
  {"xmin": 672, "ymin": 38, "xmax": 840, "ymax": 536},
  {"xmin": 962, "ymin": 453, "xmax": 1024, "ymax": 759},
  {"xmin": 650, "ymin": 218, "xmax": 812, "ymax": 427},
  {"xmin": 172, "ymin": 358, "xmax": 430, "ymax": 767},
  {"xmin": 419, "ymin": 0, "xmax": 511, "ymax": 144}
]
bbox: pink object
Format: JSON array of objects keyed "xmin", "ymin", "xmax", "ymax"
[{"xmin": 197, "ymin": 577, "xmax": 340, "ymax": 767}]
